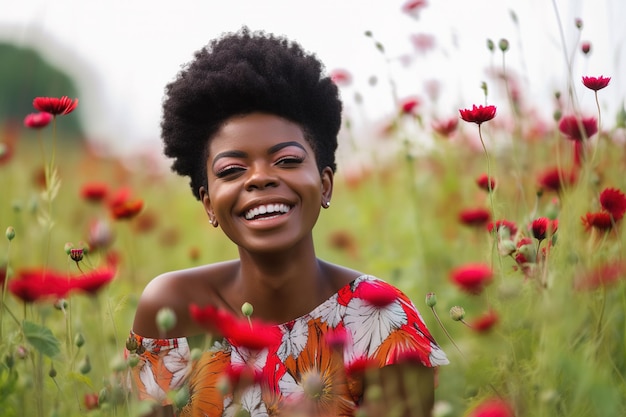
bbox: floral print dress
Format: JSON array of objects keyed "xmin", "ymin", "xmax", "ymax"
[{"xmin": 127, "ymin": 275, "xmax": 448, "ymax": 416}]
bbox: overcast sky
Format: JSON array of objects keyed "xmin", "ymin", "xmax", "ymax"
[{"xmin": 1, "ymin": 0, "xmax": 624, "ymax": 159}]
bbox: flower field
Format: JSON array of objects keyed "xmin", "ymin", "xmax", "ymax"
[{"xmin": 2, "ymin": 11, "xmax": 626, "ymax": 417}]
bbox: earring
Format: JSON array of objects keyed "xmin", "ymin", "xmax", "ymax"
[{"xmin": 323, "ymin": 201, "xmax": 330, "ymax": 208}]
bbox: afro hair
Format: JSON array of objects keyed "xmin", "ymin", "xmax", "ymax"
[{"xmin": 161, "ymin": 28, "xmax": 343, "ymax": 200}]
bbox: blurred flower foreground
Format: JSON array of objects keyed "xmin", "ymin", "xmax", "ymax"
[{"xmin": 1, "ymin": 4, "xmax": 626, "ymax": 417}]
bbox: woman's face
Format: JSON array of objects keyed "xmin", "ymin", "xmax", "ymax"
[{"xmin": 200, "ymin": 113, "xmax": 333, "ymax": 253}]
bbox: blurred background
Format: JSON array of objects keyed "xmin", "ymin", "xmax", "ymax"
[{"xmin": 1, "ymin": 0, "xmax": 624, "ymax": 166}]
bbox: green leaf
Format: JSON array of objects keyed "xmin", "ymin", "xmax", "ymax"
[{"xmin": 22, "ymin": 320, "xmax": 61, "ymax": 358}]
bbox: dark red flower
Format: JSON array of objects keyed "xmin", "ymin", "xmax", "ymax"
[
  {"xmin": 69, "ymin": 267, "xmax": 116, "ymax": 295},
  {"xmin": 459, "ymin": 208, "xmax": 491, "ymax": 227},
  {"xmin": 476, "ymin": 173, "xmax": 496, "ymax": 192},
  {"xmin": 469, "ymin": 397, "xmax": 514, "ymax": 417},
  {"xmin": 224, "ymin": 363, "xmax": 263, "ymax": 388},
  {"xmin": 599, "ymin": 187, "xmax": 626, "ymax": 221},
  {"xmin": 459, "ymin": 104, "xmax": 497, "ymax": 125},
  {"xmin": 558, "ymin": 115, "xmax": 598, "ymax": 141},
  {"xmin": 470, "ymin": 310, "xmax": 499, "ymax": 333},
  {"xmin": 357, "ymin": 281, "xmax": 398, "ymax": 307},
  {"xmin": 8, "ymin": 269, "xmax": 70, "ymax": 303},
  {"xmin": 32, "ymin": 96, "xmax": 78, "ymax": 116},
  {"xmin": 330, "ymin": 68, "xmax": 352, "ymax": 86},
  {"xmin": 400, "ymin": 96, "xmax": 421, "ymax": 115},
  {"xmin": 108, "ymin": 187, "xmax": 144, "ymax": 220},
  {"xmin": 450, "ymin": 263, "xmax": 493, "ymax": 295},
  {"xmin": 23, "ymin": 112, "xmax": 52, "ymax": 129},
  {"xmin": 574, "ymin": 261, "xmax": 626, "ymax": 291},
  {"xmin": 537, "ymin": 167, "xmax": 577, "ymax": 192},
  {"xmin": 401, "ymin": 0, "xmax": 428, "ymax": 19},
  {"xmin": 345, "ymin": 355, "xmax": 379, "ymax": 377},
  {"xmin": 431, "ymin": 117, "xmax": 458, "ymax": 138},
  {"xmin": 581, "ymin": 212, "xmax": 614, "ymax": 231},
  {"xmin": 530, "ymin": 217, "xmax": 558, "ymax": 241},
  {"xmin": 487, "ymin": 220, "xmax": 518, "ymax": 237},
  {"xmin": 582, "ymin": 75, "xmax": 610, "ymax": 91},
  {"xmin": 581, "ymin": 41, "xmax": 591, "ymax": 55},
  {"xmin": 80, "ymin": 182, "xmax": 109, "ymax": 203}
]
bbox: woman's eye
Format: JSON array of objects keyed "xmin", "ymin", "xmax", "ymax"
[
  {"xmin": 215, "ymin": 166, "xmax": 245, "ymax": 178},
  {"xmin": 276, "ymin": 156, "xmax": 304, "ymax": 165}
]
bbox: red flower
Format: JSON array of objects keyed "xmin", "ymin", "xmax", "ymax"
[
  {"xmin": 530, "ymin": 217, "xmax": 558, "ymax": 241},
  {"xmin": 8, "ymin": 269, "xmax": 70, "ymax": 303},
  {"xmin": 431, "ymin": 117, "xmax": 458, "ymax": 138},
  {"xmin": 401, "ymin": 0, "xmax": 428, "ymax": 19},
  {"xmin": 330, "ymin": 68, "xmax": 352, "ymax": 86},
  {"xmin": 459, "ymin": 208, "xmax": 491, "ymax": 227},
  {"xmin": 537, "ymin": 167, "xmax": 577, "ymax": 192},
  {"xmin": 558, "ymin": 115, "xmax": 597, "ymax": 141},
  {"xmin": 487, "ymin": 220, "xmax": 518, "ymax": 237},
  {"xmin": 582, "ymin": 75, "xmax": 610, "ymax": 91},
  {"xmin": 23, "ymin": 112, "xmax": 52, "ymax": 129},
  {"xmin": 357, "ymin": 281, "xmax": 398, "ymax": 307},
  {"xmin": 470, "ymin": 310, "xmax": 499, "ymax": 333},
  {"xmin": 574, "ymin": 261, "xmax": 626, "ymax": 291},
  {"xmin": 450, "ymin": 263, "xmax": 493, "ymax": 295},
  {"xmin": 80, "ymin": 182, "xmax": 109, "ymax": 203},
  {"xmin": 476, "ymin": 173, "xmax": 496, "ymax": 192},
  {"xmin": 324, "ymin": 326, "xmax": 349, "ymax": 350},
  {"xmin": 108, "ymin": 187, "xmax": 144, "ymax": 220},
  {"xmin": 399, "ymin": 96, "xmax": 421, "ymax": 115},
  {"xmin": 189, "ymin": 304, "xmax": 235, "ymax": 336},
  {"xmin": 469, "ymin": 397, "xmax": 514, "ymax": 417},
  {"xmin": 345, "ymin": 355, "xmax": 379, "ymax": 377},
  {"xmin": 599, "ymin": 187, "xmax": 626, "ymax": 221},
  {"xmin": 84, "ymin": 393, "xmax": 99, "ymax": 410},
  {"xmin": 69, "ymin": 267, "xmax": 116, "ymax": 295},
  {"xmin": 33, "ymin": 96, "xmax": 78, "ymax": 116},
  {"xmin": 581, "ymin": 212, "xmax": 614, "ymax": 231},
  {"xmin": 581, "ymin": 41, "xmax": 591, "ymax": 55},
  {"xmin": 459, "ymin": 104, "xmax": 497, "ymax": 125}
]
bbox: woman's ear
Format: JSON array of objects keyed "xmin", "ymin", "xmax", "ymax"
[
  {"xmin": 320, "ymin": 167, "xmax": 334, "ymax": 208},
  {"xmin": 199, "ymin": 186, "xmax": 218, "ymax": 227}
]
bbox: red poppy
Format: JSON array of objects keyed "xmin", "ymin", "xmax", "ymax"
[
  {"xmin": 225, "ymin": 318, "xmax": 281, "ymax": 351},
  {"xmin": 23, "ymin": 112, "xmax": 53, "ymax": 129},
  {"xmin": 399, "ymin": 96, "xmax": 421, "ymax": 115},
  {"xmin": 599, "ymin": 187, "xmax": 626, "ymax": 221},
  {"xmin": 558, "ymin": 115, "xmax": 598, "ymax": 141},
  {"xmin": 8, "ymin": 269, "xmax": 70, "ymax": 303},
  {"xmin": 356, "ymin": 281, "xmax": 398, "ymax": 307},
  {"xmin": 431, "ymin": 117, "xmax": 458, "ymax": 138},
  {"xmin": 69, "ymin": 267, "xmax": 116, "ymax": 295},
  {"xmin": 108, "ymin": 187, "xmax": 144, "ymax": 220},
  {"xmin": 80, "ymin": 182, "xmax": 109, "ymax": 203},
  {"xmin": 469, "ymin": 397, "xmax": 514, "ymax": 417},
  {"xmin": 459, "ymin": 208, "xmax": 491, "ymax": 227},
  {"xmin": 32, "ymin": 96, "xmax": 78, "ymax": 116},
  {"xmin": 574, "ymin": 261, "xmax": 626, "ymax": 291},
  {"xmin": 459, "ymin": 104, "xmax": 497, "ymax": 125},
  {"xmin": 476, "ymin": 173, "xmax": 496, "ymax": 192},
  {"xmin": 470, "ymin": 310, "xmax": 499, "ymax": 333},
  {"xmin": 530, "ymin": 217, "xmax": 558, "ymax": 241},
  {"xmin": 189, "ymin": 304, "xmax": 235, "ymax": 336},
  {"xmin": 450, "ymin": 263, "xmax": 493, "ymax": 295},
  {"xmin": 330, "ymin": 69, "xmax": 352, "ymax": 86},
  {"xmin": 401, "ymin": 0, "xmax": 428, "ymax": 19},
  {"xmin": 581, "ymin": 212, "xmax": 614, "ymax": 231},
  {"xmin": 487, "ymin": 220, "xmax": 518, "ymax": 238},
  {"xmin": 537, "ymin": 167, "xmax": 577, "ymax": 192},
  {"xmin": 582, "ymin": 75, "xmax": 610, "ymax": 91}
]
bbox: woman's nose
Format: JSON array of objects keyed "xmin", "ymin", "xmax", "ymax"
[{"xmin": 244, "ymin": 163, "xmax": 279, "ymax": 190}]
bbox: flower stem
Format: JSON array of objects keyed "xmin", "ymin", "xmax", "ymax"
[{"xmin": 430, "ymin": 306, "xmax": 466, "ymax": 360}]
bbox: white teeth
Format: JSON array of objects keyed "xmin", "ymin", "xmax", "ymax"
[{"xmin": 244, "ymin": 204, "xmax": 291, "ymax": 220}]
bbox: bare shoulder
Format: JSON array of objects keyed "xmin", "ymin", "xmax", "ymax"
[{"xmin": 132, "ymin": 260, "xmax": 238, "ymax": 338}]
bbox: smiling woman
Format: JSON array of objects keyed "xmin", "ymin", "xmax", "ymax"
[{"xmin": 127, "ymin": 28, "xmax": 447, "ymax": 417}]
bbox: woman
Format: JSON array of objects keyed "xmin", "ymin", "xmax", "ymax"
[{"xmin": 128, "ymin": 28, "xmax": 448, "ymax": 417}]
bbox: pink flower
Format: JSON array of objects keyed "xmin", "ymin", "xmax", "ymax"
[
  {"xmin": 558, "ymin": 115, "xmax": 598, "ymax": 141},
  {"xmin": 582, "ymin": 75, "xmax": 610, "ymax": 91},
  {"xmin": 399, "ymin": 96, "xmax": 421, "ymax": 115},
  {"xmin": 401, "ymin": 0, "xmax": 428, "ymax": 19},
  {"xmin": 32, "ymin": 96, "xmax": 78, "ymax": 116},
  {"xmin": 450, "ymin": 263, "xmax": 493, "ymax": 295},
  {"xmin": 459, "ymin": 104, "xmax": 497, "ymax": 125},
  {"xmin": 330, "ymin": 68, "xmax": 352, "ymax": 86},
  {"xmin": 599, "ymin": 187, "xmax": 626, "ymax": 221},
  {"xmin": 574, "ymin": 261, "xmax": 626, "ymax": 291},
  {"xmin": 23, "ymin": 112, "xmax": 52, "ymax": 129},
  {"xmin": 431, "ymin": 117, "xmax": 458, "ymax": 138}
]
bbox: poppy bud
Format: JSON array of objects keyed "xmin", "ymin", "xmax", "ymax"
[
  {"xmin": 74, "ymin": 332, "xmax": 85, "ymax": 348},
  {"xmin": 156, "ymin": 307, "xmax": 177, "ymax": 333},
  {"xmin": 425, "ymin": 292, "xmax": 437, "ymax": 307},
  {"xmin": 79, "ymin": 355, "xmax": 92, "ymax": 374},
  {"xmin": 450, "ymin": 306, "xmax": 466, "ymax": 321},
  {"xmin": 5, "ymin": 226, "xmax": 15, "ymax": 241},
  {"xmin": 498, "ymin": 38, "xmax": 509, "ymax": 52},
  {"xmin": 241, "ymin": 302, "xmax": 254, "ymax": 318}
]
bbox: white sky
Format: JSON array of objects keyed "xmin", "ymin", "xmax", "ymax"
[{"xmin": 1, "ymin": 0, "xmax": 624, "ymax": 160}]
